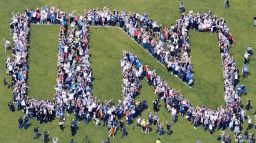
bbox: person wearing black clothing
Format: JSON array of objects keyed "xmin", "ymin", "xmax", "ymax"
[
  {"xmin": 179, "ymin": 2, "xmax": 185, "ymax": 13},
  {"xmin": 102, "ymin": 113, "xmax": 108, "ymax": 126},
  {"xmin": 244, "ymin": 130, "xmax": 249, "ymax": 140},
  {"xmin": 249, "ymin": 134, "xmax": 255, "ymax": 143},
  {"xmin": 166, "ymin": 122, "xmax": 171, "ymax": 135},
  {"xmin": 18, "ymin": 116, "xmax": 23, "ymax": 129},
  {"xmin": 224, "ymin": 0, "xmax": 230, "ymax": 8},
  {"xmin": 153, "ymin": 100, "xmax": 159, "ymax": 112},
  {"xmin": 39, "ymin": 111, "xmax": 44, "ymax": 124},
  {"xmin": 119, "ymin": 120, "xmax": 124, "ymax": 130},
  {"xmin": 23, "ymin": 116, "xmax": 29, "ymax": 129},
  {"xmin": 8, "ymin": 101, "xmax": 15, "ymax": 112},
  {"xmin": 42, "ymin": 131, "xmax": 49, "ymax": 143},
  {"xmin": 121, "ymin": 127, "xmax": 127, "ymax": 138},
  {"xmin": 3, "ymin": 78, "xmax": 8, "ymax": 86},
  {"xmin": 247, "ymin": 47, "xmax": 253, "ymax": 56},
  {"xmin": 71, "ymin": 119, "xmax": 77, "ymax": 136},
  {"xmin": 246, "ymin": 99, "xmax": 252, "ymax": 110},
  {"xmin": 33, "ymin": 127, "xmax": 39, "ymax": 139},
  {"xmin": 84, "ymin": 112, "xmax": 90, "ymax": 125}
]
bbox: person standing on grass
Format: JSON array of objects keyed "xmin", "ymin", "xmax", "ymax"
[
  {"xmin": 166, "ymin": 122, "xmax": 171, "ymax": 135},
  {"xmin": 246, "ymin": 99, "xmax": 252, "ymax": 110},
  {"xmin": 42, "ymin": 131, "xmax": 49, "ymax": 143},
  {"xmin": 102, "ymin": 113, "xmax": 108, "ymax": 127},
  {"xmin": 145, "ymin": 120, "xmax": 151, "ymax": 133},
  {"xmin": 249, "ymin": 134, "xmax": 255, "ymax": 143},
  {"xmin": 121, "ymin": 126, "xmax": 127, "ymax": 138},
  {"xmin": 136, "ymin": 116, "xmax": 141, "ymax": 128},
  {"xmin": 247, "ymin": 47, "xmax": 254, "ymax": 56},
  {"xmin": 3, "ymin": 78, "xmax": 8, "ymax": 86},
  {"xmin": 23, "ymin": 115, "xmax": 29, "ymax": 129},
  {"xmin": 179, "ymin": 2, "xmax": 185, "ymax": 13},
  {"xmin": 244, "ymin": 48, "xmax": 252, "ymax": 64},
  {"xmin": 85, "ymin": 112, "xmax": 90, "ymax": 125},
  {"xmin": 59, "ymin": 118, "xmax": 65, "ymax": 131},
  {"xmin": 33, "ymin": 127, "xmax": 39, "ymax": 139},
  {"xmin": 119, "ymin": 120, "xmax": 124, "ymax": 131},
  {"xmin": 245, "ymin": 130, "xmax": 249, "ymax": 140},
  {"xmin": 71, "ymin": 119, "xmax": 77, "ymax": 136},
  {"xmin": 158, "ymin": 123, "xmax": 164, "ymax": 137},
  {"xmin": 171, "ymin": 107, "xmax": 177, "ymax": 124},
  {"xmin": 3, "ymin": 39, "xmax": 10, "ymax": 52},
  {"xmin": 18, "ymin": 116, "xmax": 23, "ymax": 129},
  {"xmin": 8, "ymin": 101, "xmax": 15, "ymax": 112},
  {"xmin": 248, "ymin": 116, "xmax": 253, "ymax": 130},
  {"xmin": 224, "ymin": 0, "xmax": 230, "ymax": 8}
]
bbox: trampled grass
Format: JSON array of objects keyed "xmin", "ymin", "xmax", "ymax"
[{"xmin": 0, "ymin": 0, "xmax": 256, "ymax": 143}]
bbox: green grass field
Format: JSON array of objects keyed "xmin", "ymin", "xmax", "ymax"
[
  {"xmin": 28, "ymin": 25, "xmax": 59, "ymax": 100},
  {"xmin": 0, "ymin": 0, "xmax": 256, "ymax": 143}
]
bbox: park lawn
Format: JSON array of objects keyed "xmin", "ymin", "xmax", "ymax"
[
  {"xmin": 28, "ymin": 25, "xmax": 59, "ymax": 100},
  {"xmin": 90, "ymin": 27, "xmax": 224, "ymax": 108},
  {"xmin": 0, "ymin": 0, "xmax": 255, "ymax": 143}
]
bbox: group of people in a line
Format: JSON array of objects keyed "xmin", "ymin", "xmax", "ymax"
[
  {"xmin": 123, "ymin": 51, "xmax": 256, "ymax": 142},
  {"xmin": 121, "ymin": 51, "xmax": 173, "ymax": 137},
  {"xmin": 25, "ymin": 6, "xmax": 67, "ymax": 25},
  {"xmin": 5, "ymin": 6, "xmax": 254, "ymax": 143}
]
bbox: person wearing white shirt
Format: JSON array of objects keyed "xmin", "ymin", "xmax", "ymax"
[
  {"xmin": 3, "ymin": 39, "xmax": 11, "ymax": 52},
  {"xmin": 171, "ymin": 107, "xmax": 177, "ymax": 123},
  {"xmin": 248, "ymin": 116, "xmax": 253, "ymax": 129}
]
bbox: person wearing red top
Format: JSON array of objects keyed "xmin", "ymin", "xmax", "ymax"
[
  {"xmin": 134, "ymin": 29, "xmax": 139, "ymax": 41},
  {"xmin": 36, "ymin": 9, "xmax": 41, "ymax": 23}
]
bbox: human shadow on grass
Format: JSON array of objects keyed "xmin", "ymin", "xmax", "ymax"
[{"xmin": 24, "ymin": 123, "xmax": 31, "ymax": 129}]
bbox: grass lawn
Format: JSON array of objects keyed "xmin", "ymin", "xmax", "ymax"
[
  {"xmin": 28, "ymin": 25, "xmax": 59, "ymax": 100},
  {"xmin": 0, "ymin": 0, "xmax": 256, "ymax": 143}
]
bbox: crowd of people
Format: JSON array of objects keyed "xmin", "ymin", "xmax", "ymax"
[
  {"xmin": 6, "ymin": 6, "xmax": 254, "ymax": 142},
  {"xmin": 120, "ymin": 51, "xmax": 146, "ymax": 124},
  {"xmin": 117, "ymin": 9, "xmax": 246, "ymax": 137},
  {"xmin": 121, "ymin": 49, "xmax": 256, "ymax": 143},
  {"xmin": 125, "ymin": 50, "xmax": 239, "ymax": 132},
  {"xmin": 123, "ymin": 51, "xmax": 252, "ymax": 142},
  {"xmin": 7, "ymin": 6, "xmax": 150, "ymax": 139},
  {"xmin": 25, "ymin": 6, "xmax": 68, "ymax": 25},
  {"xmin": 72, "ymin": 7, "xmax": 194, "ymax": 84}
]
